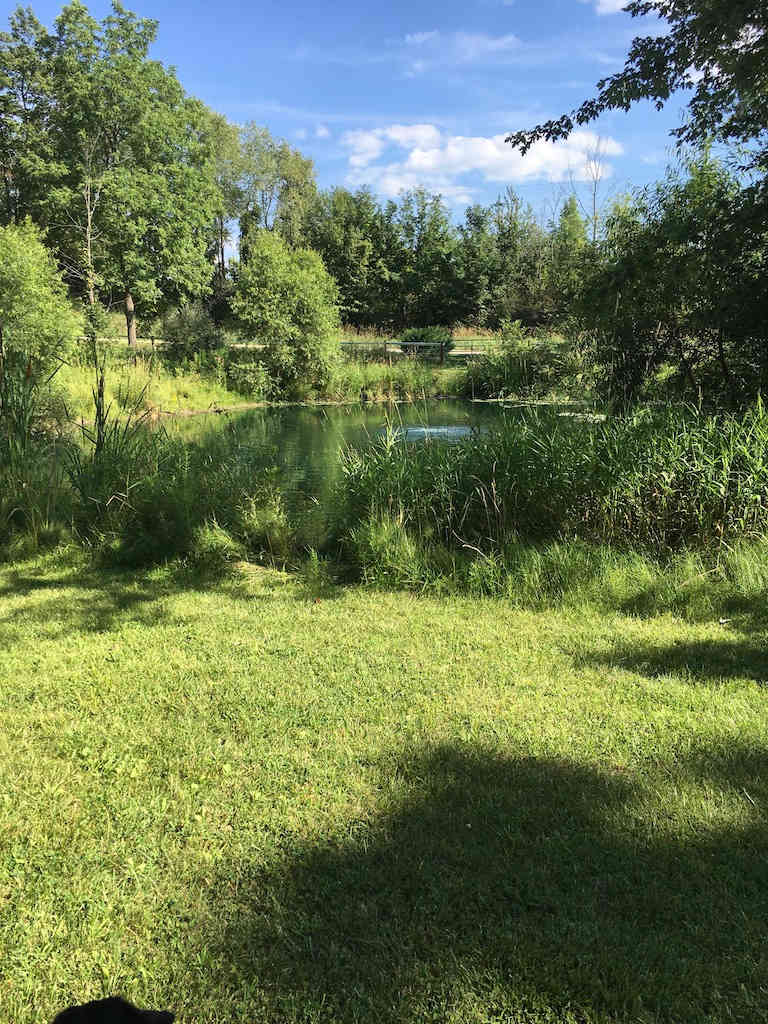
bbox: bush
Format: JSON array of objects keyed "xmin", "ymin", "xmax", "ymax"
[
  {"xmin": 398, "ymin": 326, "xmax": 454, "ymax": 361},
  {"xmin": 0, "ymin": 220, "xmax": 79, "ymax": 372},
  {"xmin": 224, "ymin": 358, "xmax": 272, "ymax": 399},
  {"xmin": 161, "ymin": 302, "xmax": 230, "ymax": 362},
  {"xmin": 187, "ymin": 523, "xmax": 245, "ymax": 574},
  {"xmin": 233, "ymin": 231, "xmax": 340, "ymax": 396},
  {"xmin": 461, "ymin": 323, "xmax": 593, "ymax": 400}
]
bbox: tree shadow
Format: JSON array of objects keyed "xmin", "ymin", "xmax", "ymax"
[
  {"xmin": 0, "ymin": 555, "xmax": 308, "ymax": 641},
  {"xmin": 582, "ymin": 636, "xmax": 768, "ymax": 685},
  {"xmin": 192, "ymin": 743, "xmax": 768, "ymax": 1023},
  {"xmin": 616, "ymin": 582, "xmax": 768, "ymax": 636}
]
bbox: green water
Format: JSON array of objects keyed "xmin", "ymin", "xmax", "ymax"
[{"xmin": 168, "ymin": 399, "xmax": 510, "ymax": 510}]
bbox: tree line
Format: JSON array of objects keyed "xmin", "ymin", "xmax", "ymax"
[{"xmin": 2, "ymin": 0, "xmax": 768, "ymax": 409}]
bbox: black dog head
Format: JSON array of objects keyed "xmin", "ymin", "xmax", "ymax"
[{"xmin": 52, "ymin": 996, "xmax": 174, "ymax": 1024}]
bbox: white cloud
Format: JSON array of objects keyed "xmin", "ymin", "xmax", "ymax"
[
  {"xmin": 343, "ymin": 129, "xmax": 387, "ymax": 168},
  {"xmin": 315, "ymin": 124, "xmax": 331, "ymax": 139},
  {"xmin": 401, "ymin": 29, "xmax": 521, "ymax": 74},
  {"xmin": 342, "ymin": 124, "xmax": 442, "ymax": 168},
  {"xmin": 591, "ymin": 0, "xmax": 627, "ymax": 13},
  {"xmin": 405, "ymin": 30, "xmax": 439, "ymax": 46},
  {"xmin": 295, "ymin": 128, "xmax": 307, "ymax": 140},
  {"xmin": 386, "ymin": 124, "xmax": 443, "ymax": 149},
  {"xmin": 453, "ymin": 31, "xmax": 520, "ymax": 60},
  {"xmin": 343, "ymin": 124, "xmax": 624, "ymax": 202}
]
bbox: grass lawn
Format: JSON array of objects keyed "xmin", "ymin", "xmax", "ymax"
[{"xmin": 1, "ymin": 550, "xmax": 766, "ymax": 1023}]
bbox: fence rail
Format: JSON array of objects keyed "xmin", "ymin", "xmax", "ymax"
[{"xmin": 340, "ymin": 338, "xmax": 499, "ymax": 359}]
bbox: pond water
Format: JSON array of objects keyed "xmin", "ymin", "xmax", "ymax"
[{"xmin": 168, "ymin": 399, "xmax": 511, "ymax": 510}]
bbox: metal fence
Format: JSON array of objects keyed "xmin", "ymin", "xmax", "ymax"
[{"xmin": 340, "ymin": 338, "xmax": 498, "ymax": 361}]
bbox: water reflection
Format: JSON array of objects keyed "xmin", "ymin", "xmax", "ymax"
[{"xmin": 166, "ymin": 400, "xmax": 506, "ymax": 511}]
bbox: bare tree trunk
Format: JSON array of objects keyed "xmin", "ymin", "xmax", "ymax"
[
  {"xmin": 677, "ymin": 332, "xmax": 698, "ymax": 401},
  {"xmin": 125, "ymin": 290, "xmax": 137, "ymax": 346},
  {"xmin": 85, "ymin": 177, "xmax": 96, "ymax": 305},
  {"xmin": 219, "ymin": 216, "xmax": 226, "ymax": 290}
]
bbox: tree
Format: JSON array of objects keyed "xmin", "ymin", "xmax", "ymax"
[
  {"xmin": 580, "ymin": 154, "xmax": 768, "ymax": 407},
  {"xmin": 507, "ymin": 1, "xmax": 768, "ymax": 177},
  {"xmin": 0, "ymin": 219, "xmax": 78, "ymax": 373},
  {"xmin": 232, "ymin": 230, "xmax": 339, "ymax": 394},
  {"xmin": 549, "ymin": 196, "xmax": 588, "ymax": 313},
  {"xmin": 489, "ymin": 188, "xmax": 552, "ymax": 326},
  {"xmin": 304, "ymin": 187, "xmax": 383, "ymax": 327},
  {"xmin": 0, "ymin": 2, "xmax": 220, "ymax": 344},
  {"xmin": 238, "ymin": 124, "xmax": 316, "ymax": 251},
  {"xmin": 0, "ymin": 7, "xmax": 52, "ymax": 227},
  {"xmin": 391, "ymin": 188, "xmax": 460, "ymax": 328},
  {"xmin": 203, "ymin": 110, "xmax": 242, "ymax": 312},
  {"xmin": 455, "ymin": 204, "xmax": 497, "ymax": 327}
]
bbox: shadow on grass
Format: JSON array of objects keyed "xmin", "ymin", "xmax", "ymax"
[
  {"xmin": 194, "ymin": 743, "xmax": 768, "ymax": 1024},
  {"xmin": 0, "ymin": 562, "xmax": 239, "ymax": 639},
  {"xmin": 613, "ymin": 576, "xmax": 768, "ymax": 637},
  {"xmin": 583, "ymin": 636, "xmax": 768, "ymax": 685},
  {"xmin": 0, "ymin": 555, "xmax": 342, "ymax": 640}
]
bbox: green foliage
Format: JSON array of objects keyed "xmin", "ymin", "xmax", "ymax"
[
  {"xmin": 580, "ymin": 154, "xmax": 768, "ymax": 408},
  {"xmin": 238, "ymin": 123, "xmax": 316, "ymax": 249},
  {"xmin": 187, "ymin": 522, "xmax": 245, "ymax": 574},
  {"xmin": 233, "ymin": 230, "xmax": 340, "ymax": 395},
  {"xmin": 326, "ymin": 358, "xmax": 458, "ymax": 403},
  {"xmin": 304, "ymin": 187, "xmax": 383, "ymax": 324},
  {"xmin": 66, "ymin": 396, "xmax": 281, "ymax": 566},
  {"xmin": 161, "ymin": 302, "xmax": 230, "ymax": 361},
  {"xmin": 0, "ymin": 357, "xmax": 70, "ymax": 553},
  {"xmin": 507, "ymin": 0, "xmax": 768, "ymax": 179},
  {"xmin": 223, "ymin": 359, "xmax": 271, "ymax": 400},
  {"xmin": 548, "ymin": 196, "xmax": 588, "ymax": 311},
  {"xmin": 398, "ymin": 326, "xmax": 454, "ymax": 360},
  {"xmin": 461, "ymin": 326, "xmax": 592, "ymax": 400},
  {"xmin": 338, "ymin": 405, "xmax": 768, "ymax": 561},
  {"xmin": 1, "ymin": 2, "xmax": 219, "ymax": 334},
  {"xmin": 0, "ymin": 220, "xmax": 78, "ymax": 369},
  {"xmin": 306, "ymin": 186, "xmax": 560, "ymax": 331}
]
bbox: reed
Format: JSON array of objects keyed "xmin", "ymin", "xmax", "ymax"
[{"xmin": 337, "ymin": 404, "xmax": 768, "ymax": 571}]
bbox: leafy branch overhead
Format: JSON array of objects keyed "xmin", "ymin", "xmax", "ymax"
[{"xmin": 507, "ymin": 1, "xmax": 768, "ymax": 172}]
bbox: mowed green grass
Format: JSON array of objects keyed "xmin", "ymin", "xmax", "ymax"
[{"xmin": 1, "ymin": 550, "xmax": 766, "ymax": 1024}]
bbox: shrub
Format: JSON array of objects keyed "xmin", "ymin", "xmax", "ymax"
[
  {"xmin": 233, "ymin": 231, "xmax": 340, "ymax": 396},
  {"xmin": 187, "ymin": 522, "xmax": 245, "ymax": 574},
  {"xmin": 161, "ymin": 302, "xmax": 230, "ymax": 362},
  {"xmin": 224, "ymin": 359, "xmax": 272, "ymax": 399},
  {"xmin": 461, "ymin": 324, "xmax": 593, "ymax": 400},
  {"xmin": 0, "ymin": 220, "xmax": 79, "ymax": 372}
]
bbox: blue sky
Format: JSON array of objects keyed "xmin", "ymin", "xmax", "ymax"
[{"xmin": 18, "ymin": 0, "xmax": 690, "ymax": 219}]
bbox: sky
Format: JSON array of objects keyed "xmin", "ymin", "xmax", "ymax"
[{"xmin": 14, "ymin": 0, "xmax": 692, "ymax": 221}]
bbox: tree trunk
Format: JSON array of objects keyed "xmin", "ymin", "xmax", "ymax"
[
  {"xmin": 716, "ymin": 326, "xmax": 736, "ymax": 407},
  {"xmin": 84, "ymin": 179, "xmax": 96, "ymax": 306},
  {"xmin": 219, "ymin": 216, "xmax": 226, "ymax": 291},
  {"xmin": 125, "ymin": 290, "xmax": 137, "ymax": 346}
]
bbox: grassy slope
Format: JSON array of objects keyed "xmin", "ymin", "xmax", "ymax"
[
  {"xmin": 57, "ymin": 359, "xmax": 465, "ymax": 418},
  {"xmin": 1, "ymin": 551, "xmax": 766, "ymax": 1024},
  {"xmin": 57, "ymin": 360, "xmax": 240, "ymax": 419}
]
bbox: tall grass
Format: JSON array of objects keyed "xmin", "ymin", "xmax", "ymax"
[
  {"xmin": 459, "ymin": 332, "xmax": 593, "ymax": 400},
  {"xmin": 0, "ymin": 357, "xmax": 71, "ymax": 555},
  {"xmin": 327, "ymin": 358, "xmax": 462, "ymax": 402},
  {"xmin": 337, "ymin": 404, "xmax": 768, "ymax": 565},
  {"xmin": 67, "ymin": 403, "xmax": 285, "ymax": 567}
]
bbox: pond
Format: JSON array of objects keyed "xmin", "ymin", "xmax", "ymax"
[{"xmin": 168, "ymin": 399, "xmax": 511, "ymax": 511}]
